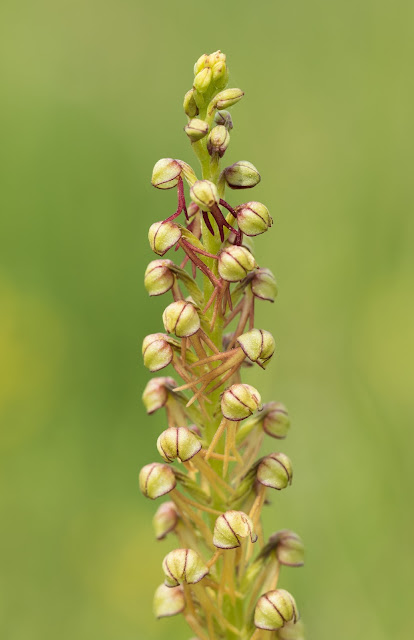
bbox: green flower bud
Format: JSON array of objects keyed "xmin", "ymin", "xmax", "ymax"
[
  {"xmin": 277, "ymin": 620, "xmax": 305, "ymax": 640},
  {"xmin": 211, "ymin": 60, "xmax": 229, "ymax": 90},
  {"xmin": 237, "ymin": 329, "xmax": 275, "ymax": 367},
  {"xmin": 223, "ymin": 160, "xmax": 261, "ymax": 190},
  {"xmin": 162, "ymin": 300, "xmax": 200, "ymax": 337},
  {"xmin": 142, "ymin": 333, "xmax": 174, "ymax": 372},
  {"xmin": 213, "ymin": 510, "xmax": 258, "ymax": 549},
  {"xmin": 194, "ymin": 67, "xmax": 212, "ymax": 93},
  {"xmin": 251, "ymin": 268, "xmax": 278, "ymax": 302},
  {"xmin": 142, "ymin": 376, "xmax": 177, "ymax": 414},
  {"xmin": 144, "ymin": 259, "xmax": 175, "ymax": 296},
  {"xmin": 153, "ymin": 583, "xmax": 185, "ymax": 618},
  {"xmin": 194, "ymin": 53, "xmax": 209, "ymax": 75},
  {"xmin": 148, "ymin": 221, "xmax": 182, "ymax": 256},
  {"xmin": 152, "ymin": 501, "xmax": 179, "ymax": 540},
  {"xmin": 213, "ymin": 88, "xmax": 244, "ymax": 111},
  {"xmin": 221, "ymin": 383, "xmax": 262, "ymax": 421},
  {"xmin": 139, "ymin": 462, "xmax": 176, "ymax": 499},
  {"xmin": 183, "ymin": 88, "xmax": 199, "ymax": 118},
  {"xmin": 271, "ymin": 530, "xmax": 305, "ymax": 567},
  {"xmin": 184, "ymin": 118, "xmax": 209, "ymax": 142},
  {"xmin": 218, "ymin": 246, "xmax": 257, "ymax": 282},
  {"xmin": 208, "ymin": 50, "xmax": 226, "ymax": 66},
  {"xmin": 157, "ymin": 427, "xmax": 202, "ymax": 463},
  {"xmin": 254, "ymin": 589, "xmax": 299, "ymax": 631},
  {"xmin": 257, "ymin": 453, "xmax": 293, "ymax": 490},
  {"xmin": 190, "ymin": 180, "xmax": 220, "ymax": 210},
  {"xmin": 236, "ymin": 201, "xmax": 272, "ymax": 236},
  {"xmin": 151, "ymin": 158, "xmax": 182, "ymax": 190},
  {"xmin": 207, "ymin": 125, "xmax": 230, "ymax": 158},
  {"xmin": 262, "ymin": 402, "xmax": 290, "ymax": 439},
  {"xmin": 214, "ymin": 109, "xmax": 233, "ymax": 130},
  {"xmin": 162, "ymin": 548, "xmax": 209, "ymax": 587}
]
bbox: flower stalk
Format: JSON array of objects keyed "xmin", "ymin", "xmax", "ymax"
[{"xmin": 140, "ymin": 51, "xmax": 304, "ymax": 639}]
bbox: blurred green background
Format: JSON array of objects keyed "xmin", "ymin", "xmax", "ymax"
[{"xmin": 1, "ymin": 0, "xmax": 413, "ymax": 638}]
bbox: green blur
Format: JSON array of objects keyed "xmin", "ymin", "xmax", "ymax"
[{"xmin": 1, "ymin": 0, "xmax": 413, "ymax": 638}]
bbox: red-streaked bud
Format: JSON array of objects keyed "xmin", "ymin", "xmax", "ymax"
[
  {"xmin": 237, "ymin": 328, "xmax": 275, "ymax": 367},
  {"xmin": 151, "ymin": 158, "xmax": 182, "ymax": 189},
  {"xmin": 148, "ymin": 221, "xmax": 182, "ymax": 256},
  {"xmin": 153, "ymin": 583, "xmax": 185, "ymax": 618},
  {"xmin": 157, "ymin": 427, "xmax": 202, "ymax": 463},
  {"xmin": 152, "ymin": 501, "xmax": 179, "ymax": 540},
  {"xmin": 183, "ymin": 88, "xmax": 199, "ymax": 118},
  {"xmin": 251, "ymin": 268, "xmax": 278, "ymax": 302},
  {"xmin": 162, "ymin": 300, "xmax": 200, "ymax": 337},
  {"xmin": 163, "ymin": 548, "xmax": 209, "ymax": 587},
  {"xmin": 221, "ymin": 383, "xmax": 262, "ymax": 421},
  {"xmin": 207, "ymin": 125, "xmax": 230, "ymax": 157},
  {"xmin": 257, "ymin": 453, "xmax": 293, "ymax": 490},
  {"xmin": 213, "ymin": 510, "xmax": 257, "ymax": 549},
  {"xmin": 190, "ymin": 180, "xmax": 220, "ymax": 211},
  {"xmin": 142, "ymin": 376, "xmax": 177, "ymax": 414},
  {"xmin": 262, "ymin": 402, "xmax": 290, "ymax": 439},
  {"xmin": 184, "ymin": 118, "xmax": 209, "ymax": 142},
  {"xmin": 254, "ymin": 589, "xmax": 299, "ymax": 631},
  {"xmin": 144, "ymin": 259, "xmax": 175, "ymax": 296},
  {"xmin": 214, "ymin": 109, "xmax": 234, "ymax": 130},
  {"xmin": 139, "ymin": 462, "xmax": 176, "ymax": 499},
  {"xmin": 223, "ymin": 160, "xmax": 261, "ymax": 190},
  {"xmin": 236, "ymin": 201, "xmax": 272, "ymax": 236},
  {"xmin": 142, "ymin": 333, "xmax": 174, "ymax": 372},
  {"xmin": 218, "ymin": 246, "xmax": 257, "ymax": 282}
]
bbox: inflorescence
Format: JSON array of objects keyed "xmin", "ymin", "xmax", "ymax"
[{"xmin": 140, "ymin": 50, "xmax": 304, "ymax": 640}]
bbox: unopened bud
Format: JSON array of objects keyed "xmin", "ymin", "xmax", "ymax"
[
  {"xmin": 183, "ymin": 88, "xmax": 199, "ymax": 118},
  {"xmin": 257, "ymin": 453, "xmax": 293, "ymax": 490},
  {"xmin": 213, "ymin": 88, "xmax": 244, "ymax": 111},
  {"xmin": 251, "ymin": 268, "xmax": 278, "ymax": 302},
  {"xmin": 142, "ymin": 376, "xmax": 177, "ymax": 414},
  {"xmin": 190, "ymin": 180, "xmax": 220, "ymax": 210},
  {"xmin": 236, "ymin": 201, "xmax": 272, "ymax": 236},
  {"xmin": 162, "ymin": 300, "xmax": 200, "ymax": 337},
  {"xmin": 254, "ymin": 589, "xmax": 299, "ymax": 631},
  {"xmin": 221, "ymin": 383, "xmax": 262, "ymax": 421},
  {"xmin": 153, "ymin": 583, "xmax": 185, "ymax": 618},
  {"xmin": 184, "ymin": 118, "xmax": 209, "ymax": 142},
  {"xmin": 209, "ymin": 50, "xmax": 226, "ymax": 66},
  {"xmin": 194, "ymin": 53, "xmax": 209, "ymax": 75},
  {"xmin": 194, "ymin": 67, "xmax": 212, "ymax": 93},
  {"xmin": 237, "ymin": 329, "xmax": 275, "ymax": 367},
  {"xmin": 223, "ymin": 160, "xmax": 261, "ymax": 190},
  {"xmin": 218, "ymin": 246, "xmax": 257, "ymax": 282},
  {"xmin": 211, "ymin": 60, "xmax": 228, "ymax": 90},
  {"xmin": 214, "ymin": 109, "xmax": 233, "ymax": 130},
  {"xmin": 151, "ymin": 158, "xmax": 182, "ymax": 190},
  {"xmin": 142, "ymin": 333, "xmax": 174, "ymax": 372},
  {"xmin": 277, "ymin": 620, "xmax": 305, "ymax": 640},
  {"xmin": 139, "ymin": 462, "xmax": 176, "ymax": 499},
  {"xmin": 272, "ymin": 530, "xmax": 305, "ymax": 567},
  {"xmin": 262, "ymin": 402, "xmax": 290, "ymax": 439},
  {"xmin": 157, "ymin": 427, "xmax": 201, "ymax": 463},
  {"xmin": 153, "ymin": 501, "xmax": 179, "ymax": 540},
  {"xmin": 148, "ymin": 221, "xmax": 182, "ymax": 256},
  {"xmin": 213, "ymin": 510, "xmax": 257, "ymax": 549},
  {"xmin": 207, "ymin": 125, "xmax": 230, "ymax": 157},
  {"xmin": 144, "ymin": 259, "xmax": 175, "ymax": 296},
  {"xmin": 163, "ymin": 548, "xmax": 209, "ymax": 587}
]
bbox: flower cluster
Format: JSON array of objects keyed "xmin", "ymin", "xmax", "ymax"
[{"xmin": 140, "ymin": 50, "xmax": 304, "ymax": 640}]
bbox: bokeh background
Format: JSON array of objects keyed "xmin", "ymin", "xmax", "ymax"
[{"xmin": 1, "ymin": 1, "xmax": 413, "ymax": 638}]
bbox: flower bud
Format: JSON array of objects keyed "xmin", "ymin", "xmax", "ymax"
[
  {"xmin": 277, "ymin": 620, "xmax": 305, "ymax": 640},
  {"xmin": 152, "ymin": 501, "xmax": 179, "ymax": 540},
  {"xmin": 262, "ymin": 402, "xmax": 290, "ymax": 439},
  {"xmin": 236, "ymin": 201, "xmax": 272, "ymax": 236},
  {"xmin": 208, "ymin": 50, "xmax": 226, "ymax": 66},
  {"xmin": 157, "ymin": 427, "xmax": 202, "ymax": 463},
  {"xmin": 194, "ymin": 67, "xmax": 212, "ymax": 93},
  {"xmin": 184, "ymin": 118, "xmax": 209, "ymax": 142},
  {"xmin": 207, "ymin": 125, "xmax": 230, "ymax": 157},
  {"xmin": 223, "ymin": 160, "xmax": 261, "ymax": 190},
  {"xmin": 142, "ymin": 376, "xmax": 177, "ymax": 414},
  {"xmin": 151, "ymin": 158, "xmax": 182, "ymax": 190},
  {"xmin": 221, "ymin": 383, "xmax": 262, "ymax": 421},
  {"xmin": 194, "ymin": 53, "xmax": 209, "ymax": 75},
  {"xmin": 211, "ymin": 60, "xmax": 229, "ymax": 90},
  {"xmin": 213, "ymin": 88, "xmax": 244, "ymax": 111},
  {"xmin": 162, "ymin": 300, "xmax": 200, "ymax": 337},
  {"xmin": 190, "ymin": 180, "xmax": 220, "ymax": 210},
  {"xmin": 183, "ymin": 88, "xmax": 199, "ymax": 118},
  {"xmin": 139, "ymin": 462, "xmax": 176, "ymax": 499},
  {"xmin": 213, "ymin": 510, "xmax": 258, "ymax": 549},
  {"xmin": 257, "ymin": 453, "xmax": 293, "ymax": 490},
  {"xmin": 144, "ymin": 259, "xmax": 175, "ymax": 296},
  {"xmin": 148, "ymin": 221, "xmax": 182, "ymax": 256},
  {"xmin": 254, "ymin": 589, "xmax": 299, "ymax": 631},
  {"xmin": 153, "ymin": 583, "xmax": 185, "ymax": 618},
  {"xmin": 214, "ymin": 109, "xmax": 233, "ymax": 130},
  {"xmin": 142, "ymin": 333, "xmax": 174, "ymax": 372},
  {"xmin": 251, "ymin": 268, "xmax": 278, "ymax": 302},
  {"xmin": 218, "ymin": 246, "xmax": 257, "ymax": 282},
  {"xmin": 237, "ymin": 329, "xmax": 275, "ymax": 367},
  {"xmin": 163, "ymin": 548, "xmax": 209, "ymax": 587},
  {"xmin": 272, "ymin": 530, "xmax": 305, "ymax": 567}
]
